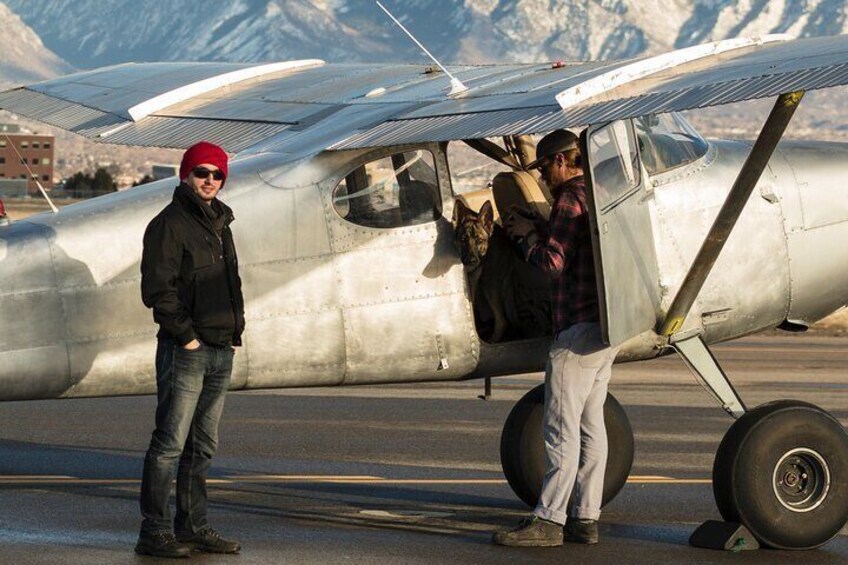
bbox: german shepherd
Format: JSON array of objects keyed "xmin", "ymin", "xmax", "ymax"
[{"xmin": 452, "ymin": 199, "xmax": 550, "ymax": 342}]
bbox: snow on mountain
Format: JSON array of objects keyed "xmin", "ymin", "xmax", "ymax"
[
  {"xmin": 1, "ymin": 0, "xmax": 847, "ymax": 148},
  {"xmin": 1, "ymin": 2, "xmax": 847, "ymax": 191},
  {"xmin": 4, "ymin": 0, "xmax": 848, "ymax": 70},
  {"xmin": 0, "ymin": 2, "xmax": 73, "ymax": 87}
]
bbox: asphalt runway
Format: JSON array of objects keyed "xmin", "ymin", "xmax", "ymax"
[{"xmin": 1, "ymin": 333, "xmax": 846, "ymax": 564}]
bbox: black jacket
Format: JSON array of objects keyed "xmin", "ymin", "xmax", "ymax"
[{"xmin": 141, "ymin": 183, "xmax": 245, "ymax": 346}]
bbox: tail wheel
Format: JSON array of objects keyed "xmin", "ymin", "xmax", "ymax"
[
  {"xmin": 713, "ymin": 400, "xmax": 848, "ymax": 549},
  {"xmin": 499, "ymin": 384, "xmax": 634, "ymax": 508}
]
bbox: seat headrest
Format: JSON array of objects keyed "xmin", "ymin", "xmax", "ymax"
[{"xmin": 492, "ymin": 171, "xmax": 551, "ymax": 220}]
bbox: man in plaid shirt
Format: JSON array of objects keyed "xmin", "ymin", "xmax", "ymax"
[{"xmin": 494, "ymin": 129, "xmax": 618, "ymax": 547}]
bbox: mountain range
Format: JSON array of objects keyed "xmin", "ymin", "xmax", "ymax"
[
  {"xmin": 0, "ymin": 2, "xmax": 72, "ymax": 87},
  {"xmin": 2, "ymin": 0, "xmax": 848, "ymax": 84},
  {"xmin": 1, "ymin": 0, "xmax": 847, "ymax": 180}
]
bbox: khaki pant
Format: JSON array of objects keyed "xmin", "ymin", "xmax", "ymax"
[{"xmin": 534, "ymin": 322, "xmax": 617, "ymax": 525}]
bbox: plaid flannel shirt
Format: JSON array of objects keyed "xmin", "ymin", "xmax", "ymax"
[{"xmin": 520, "ymin": 175, "xmax": 599, "ymax": 333}]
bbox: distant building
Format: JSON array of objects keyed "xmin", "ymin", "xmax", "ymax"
[
  {"xmin": 152, "ymin": 164, "xmax": 179, "ymax": 181},
  {"xmin": 0, "ymin": 124, "xmax": 55, "ymax": 195}
]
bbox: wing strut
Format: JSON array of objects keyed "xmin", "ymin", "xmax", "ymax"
[{"xmin": 660, "ymin": 90, "xmax": 805, "ymax": 336}]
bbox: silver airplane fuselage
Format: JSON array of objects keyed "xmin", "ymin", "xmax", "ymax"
[{"xmin": 1, "ymin": 128, "xmax": 847, "ymax": 401}]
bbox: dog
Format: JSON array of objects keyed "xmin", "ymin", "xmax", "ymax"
[{"xmin": 452, "ymin": 199, "xmax": 550, "ymax": 342}]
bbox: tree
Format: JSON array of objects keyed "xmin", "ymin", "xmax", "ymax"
[
  {"xmin": 92, "ymin": 167, "xmax": 117, "ymax": 194},
  {"xmin": 64, "ymin": 171, "xmax": 91, "ymax": 198},
  {"xmin": 63, "ymin": 168, "xmax": 117, "ymax": 198},
  {"xmin": 133, "ymin": 174, "xmax": 155, "ymax": 187}
]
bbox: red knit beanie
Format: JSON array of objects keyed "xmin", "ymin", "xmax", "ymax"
[{"xmin": 179, "ymin": 141, "xmax": 229, "ymax": 182}]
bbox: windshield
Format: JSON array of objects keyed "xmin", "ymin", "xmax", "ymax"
[{"xmin": 635, "ymin": 113, "xmax": 708, "ymax": 175}]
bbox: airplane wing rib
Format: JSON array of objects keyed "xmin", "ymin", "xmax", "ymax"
[
  {"xmin": 555, "ymin": 35, "xmax": 789, "ymax": 109},
  {"xmin": 125, "ymin": 60, "xmax": 324, "ymax": 121},
  {"xmin": 0, "ymin": 60, "xmax": 328, "ymax": 152},
  {"xmin": 334, "ymin": 35, "xmax": 848, "ymax": 149},
  {"xmin": 4, "ymin": 35, "xmax": 848, "ymax": 154}
]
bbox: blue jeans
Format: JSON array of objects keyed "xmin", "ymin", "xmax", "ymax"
[{"xmin": 140, "ymin": 339, "xmax": 234, "ymax": 534}]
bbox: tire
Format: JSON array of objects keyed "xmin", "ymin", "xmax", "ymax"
[
  {"xmin": 713, "ymin": 400, "xmax": 848, "ymax": 550},
  {"xmin": 499, "ymin": 384, "xmax": 634, "ymax": 508}
]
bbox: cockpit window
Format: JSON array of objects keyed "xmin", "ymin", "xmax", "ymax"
[
  {"xmin": 635, "ymin": 112, "xmax": 708, "ymax": 175},
  {"xmin": 333, "ymin": 150, "xmax": 441, "ymax": 228}
]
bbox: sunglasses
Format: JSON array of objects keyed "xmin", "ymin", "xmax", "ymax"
[{"xmin": 192, "ymin": 166, "xmax": 225, "ymax": 181}]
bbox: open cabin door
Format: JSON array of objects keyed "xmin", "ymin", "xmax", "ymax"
[{"xmin": 582, "ymin": 120, "xmax": 662, "ymax": 347}]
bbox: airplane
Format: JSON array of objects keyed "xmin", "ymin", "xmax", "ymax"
[{"xmin": 1, "ymin": 31, "xmax": 848, "ymax": 551}]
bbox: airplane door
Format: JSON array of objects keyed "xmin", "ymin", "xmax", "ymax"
[{"xmin": 583, "ymin": 120, "xmax": 662, "ymax": 346}]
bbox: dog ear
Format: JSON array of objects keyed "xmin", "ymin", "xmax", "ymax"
[
  {"xmin": 479, "ymin": 200, "xmax": 494, "ymax": 234},
  {"xmin": 452, "ymin": 199, "xmax": 471, "ymax": 224}
]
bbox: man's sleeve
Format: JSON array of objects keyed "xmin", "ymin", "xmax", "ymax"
[
  {"xmin": 521, "ymin": 194, "xmax": 582, "ymax": 277},
  {"xmin": 140, "ymin": 218, "xmax": 196, "ymax": 345},
  {"xmin": 230, "ymin": 237, "xmax": 246, "ymax": 346}
]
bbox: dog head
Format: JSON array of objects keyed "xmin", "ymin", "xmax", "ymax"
[{"xmin": 452, "ymin": 199, "xmax": 495, "ymax": 271}]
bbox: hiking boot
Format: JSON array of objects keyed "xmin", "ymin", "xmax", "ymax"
[
  {"xmin": 176, "ymin": 526, "xmax": 241, "ymax": 554},
  {"xmin": 492, "ymin": 516, "xmax": 563, "ymax": 547},
  {"xmin": 134, "ymin": 530, "xmax": 192, "ymax": 558},
  {"xmin": 564, "ymin": 518, "xmax": 599, "ymax": 544}
]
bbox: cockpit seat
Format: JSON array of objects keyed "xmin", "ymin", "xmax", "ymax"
[
  {"xmin": 455, "ymin": 170, "xmax": 551, "ymax": 224},
  {"xmin": 491, "ymin": 171, "xmax": 552, "ymax": 220},
  {"xmin": 455, "ymin": 188, "xmax": 499, "ymax": 222}
]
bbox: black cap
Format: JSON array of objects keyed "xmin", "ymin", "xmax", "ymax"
[{"xmin": 527, "ymin": 129, "xmax": 579, "ymax": 169}]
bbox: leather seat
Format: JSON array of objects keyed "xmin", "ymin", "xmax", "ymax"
[
  {"xmin": 455, "ymin": 188, "xmax": 499, "ymax": 221},
  {"xmin": 491, "ymin": 170, "xmax": 551, "ymax": 220},
  {"xmin": 455, "ymin": 170, "xmax": 551, "ymax": 222}
]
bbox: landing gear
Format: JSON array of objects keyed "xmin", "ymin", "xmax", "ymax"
[
  {"xmin": 673, "ymin": 334, "xmax": 848, "ymax": 550},
  {"xmin": 712, "ymin": 400, "xmax": 848, "ymax": 549},
  {"xmin": 499, "ymin": 384, "xmax": 634, "ymax": 508}
]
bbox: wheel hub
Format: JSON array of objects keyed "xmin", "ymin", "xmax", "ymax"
[{"xmin": 772, "ymin": 448, "xmax": 830, "ymax": 512}]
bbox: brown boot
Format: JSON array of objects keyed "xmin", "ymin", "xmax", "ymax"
[
  {"xmin": 176, "ymin": 526, "xmax": 241, "ymax": 554},
  {"xmin": 492, "ymin": 516, "xmax": 564, "ymax": 547},
  {"xmin": 134, "ymin": 530, "xmax": 192, "ymax": 558},
  {"xmin": 564, "ymin": 518, "xmax": 599, "ymax": 544}
]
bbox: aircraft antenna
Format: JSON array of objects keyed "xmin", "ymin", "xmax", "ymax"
[
  {"xmin": 375, "ymin": 1, "xmax": 468, "ymax": 95},
  {"xmin": 3, "ymin": 133, "xmax": 58, "ymax": 214}
]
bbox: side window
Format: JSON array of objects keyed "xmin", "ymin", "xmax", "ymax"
[
  {"xmin": 588, "ymin": 120, "xmax": 641, "ymax": 213},
  {"xmin": 635, "ymin": 113, "xmax": 708, "ymax": 175},
  {"xmin": 446, "ymin": 139, "xmax": 512, "ymax": 196},
  {"xmin": 333, "ymin": 150, "xmax": 441, "ymax": 228}
]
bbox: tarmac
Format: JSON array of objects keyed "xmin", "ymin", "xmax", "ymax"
[{"xmin": 0, "ymin": 333, "xmax": 846, "ymax": 564}]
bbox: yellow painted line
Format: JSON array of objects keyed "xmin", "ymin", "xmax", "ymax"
[
  {"xmin": 232, "ymin": 475, "xmax": 381, "ymax": 481},
  {"xmin": 716, "ymin": 346, "xmax": 848, "ymax": 355},
  {"xmin": 0, "ymin": 475, "xmax": 74, "ymax": 479},
  {"xmin": 0, "ymin": 475, "xmax": 711, "ymax": 486},
  {"xmin": 343, "ymin": 479, "xmax": 507, "ymax": 485},
  {"xmin": 0, "ymin": 478, "xmax": 138, "ymax": 485},
  {"xmin": 627, "ymin": 478, "xmax": 712, "ymax": 484}
]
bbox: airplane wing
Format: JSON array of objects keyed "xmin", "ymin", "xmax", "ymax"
[{"xmin": 2, "ymin": 35, "xmax": 848, "ymax": 154}]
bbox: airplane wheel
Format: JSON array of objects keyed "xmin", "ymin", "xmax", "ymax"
[
  {"xmin": 713, "ymin": 400, "xmax": 848, "ymax": 549},
  {"xmin": 499, "ymin": 384, "xmax": 633, "ymax": 508}
]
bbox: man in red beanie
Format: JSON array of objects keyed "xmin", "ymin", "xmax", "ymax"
[{"xmin": 138, "ymin": 141, "xmax": 244, "ymax": 558}]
